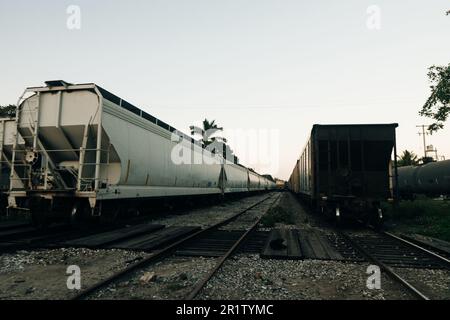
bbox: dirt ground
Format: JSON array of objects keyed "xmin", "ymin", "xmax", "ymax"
[{"xmin": 0, "ymin": 248, "xmax": 148, "ymax": 300}]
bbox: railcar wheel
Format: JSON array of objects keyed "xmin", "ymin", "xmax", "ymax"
[
  {"xmin": 371, "ymin": 207, "xmax": 384, "ymax": 230},
  {"xmin": 68, "ymin": 202, "xmax": 91, "ymax": 226},
  {"xmin": 334, "ymin": 207, "xmax": 342, "ymax": 227},
  {"xmin": 69, "ymin": 203, "xmax": 80, "ymax": 225}
]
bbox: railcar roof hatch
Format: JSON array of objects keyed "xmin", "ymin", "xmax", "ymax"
[{"xmin": 45, "ymin": 80, "xmax": 73, "ymax": 88}]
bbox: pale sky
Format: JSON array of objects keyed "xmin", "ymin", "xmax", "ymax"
[{"xmin": 1, "ymin": 0, "xmax": 449, "ymax": 180}]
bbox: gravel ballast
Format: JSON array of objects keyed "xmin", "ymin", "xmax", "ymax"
[
  {"xmin": 0, "ymin": 248, "xmax": 149, "ymax": 300},
  {"xmin": 197, "ymin": 254, "xmax": 414, "ymax": 300},
  {"xmin": 149, "ymin": 193, "xmax": 272, "ymax": 228},
  {"xmin": 91, "ymin": 256, "xmax": 218, "ymax": 300}
]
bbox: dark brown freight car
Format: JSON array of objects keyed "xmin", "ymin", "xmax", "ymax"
[{"xmin": 290, "ymin": 124, "xmax": 399, "ymax": 225}]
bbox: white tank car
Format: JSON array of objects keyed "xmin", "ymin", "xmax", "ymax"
[{"xmin": 7, "ymin": 81, "xmax": 272, "ymax": 222}]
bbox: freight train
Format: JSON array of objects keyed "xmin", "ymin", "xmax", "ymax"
[
  {"xmin": 289, "ymin": 124, "xmax": 399, "ymax": 225},
  {"xmin": 2, "ymin": 81, "xmax": 276, "ymax": 225},
  {"xmin": 397, "ymin": 160, "xmax": 450, "ymax": 199}
]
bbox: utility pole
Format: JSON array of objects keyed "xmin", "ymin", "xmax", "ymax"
[{"xmin": 416, "ymin": 125, "xmax": 429, "ymax": 158}]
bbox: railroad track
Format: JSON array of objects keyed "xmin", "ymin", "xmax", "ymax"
[
  {"xmin": 0, "ymin": 195, "xmax": 276, "ymax": 253},
  {"xmin": 398, "ymin": 234, "xmax": 450, "ymax": 260},
  {"xmin": 184, "ymin": 193, "xmax": 281, "ymax": 300},
  {"xmin": 340, "ymin": 229, "xmax": 450, "ymax": 300},
  {"xmin": 283, "ymin": 195, "xmax": 450, "ymax": 300},
  {"xmin": 0, "ymin": 206, "xmax": 223, "ymax": 253},
  {"xmin": 0, "ymin": 222, "xmax": 133, "ymax": 253},
  {"xmin": 0, "ymin": 223, "xmax": 72, "ymax": 252},
  {"xmin": 72, "ymin": 192, "xmax": 279, "ymax": 300}
]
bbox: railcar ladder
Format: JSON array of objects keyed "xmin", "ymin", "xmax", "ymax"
[{"xmin": 10, "ymin": 92, "xmax": 68, "ymax": 191}]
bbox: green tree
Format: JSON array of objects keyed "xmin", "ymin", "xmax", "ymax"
[
  {"xmin": 201, "ymin": 119, "xmax": 223, "ymax": 146},
  {"xmin": 190, "ymin": 119, "xmax": 238, "ymax": 162},
  {"xmin": 0, "ymin": 105, "xmax": 16, "ymax": 118},
  {"xmin": 419, "ymin": 64, "xmax": 450, "ymax": 132},
  {"xmin": 397, "ymin": 150, "xmax": 419, "ymax": 167},
  {"xmin": 190, "ymin": 119, "xmax": 226, "ymax": 146}
]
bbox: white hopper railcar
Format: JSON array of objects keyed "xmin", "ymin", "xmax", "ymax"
[{"xmin": 7, "ymin": 81, "xmax": 274, "ymax": 223}]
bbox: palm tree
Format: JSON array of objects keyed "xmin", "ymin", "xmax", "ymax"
[
  {"xmin": 0, "ymin": 105, "xmax": 16, "ymax": 118},
  {"xmin": 202, "ymin": 119, "xmax": 226, "ymax": 146},
  {"xmin": 190, "ymin": 119, "xmax": 238, "ymax": 163},
  {"xmin": 190, "ymin": 119, "xmax": 226, "ymax": 147},
  {"xmin": 397, "ymin": 150, "xmax": 419, "ymax": 167},
  {"xmin": 202, "ymin": 119, "xmax": 222, "ymax": 132}
]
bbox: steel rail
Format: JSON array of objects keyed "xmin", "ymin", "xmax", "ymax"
[
  {"xmin": 339, "ymin": 232, "xmax": 430, "ymax": 300},
  {"xmin": 382, "ymin": 231, "xmax": 450, "ymax": 268},
  {"xmin": 363, "ymin": 220, "xmax": 450, "ymax": 268},
  {"xmin": 296, "ymin": 202, "xmax": 438, "ymax": 300},
  {"xmin": 185, "ymin": 193, "xmax": 281, "ymax": 300},
  {"xmin": 71, "ymin": 193, "xmax": 275, "ymax": 300},
  {"xmin": 398, "ymin": 233, "xmax": 450, "ymax": 259}
]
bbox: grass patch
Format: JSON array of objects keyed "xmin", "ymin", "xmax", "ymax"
[
  {"xmin": 384, "ymin": 199, "xmax": 450, "ymax": 241},
  {"xmin": 260, "ymin": 206, "xmax": 295, "ymax": 228}
]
